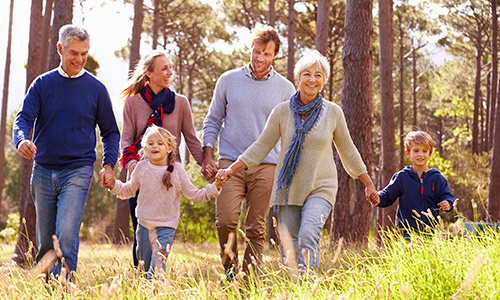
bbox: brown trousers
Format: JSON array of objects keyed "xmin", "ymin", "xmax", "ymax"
[{"xmin": 216, "ymin": 159, "xmax": 276, "ymax": 274}]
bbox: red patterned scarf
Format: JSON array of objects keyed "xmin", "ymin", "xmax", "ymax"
[{"xmin": 119, "ymin": 85, "xmax": 175, "ymax": 170}]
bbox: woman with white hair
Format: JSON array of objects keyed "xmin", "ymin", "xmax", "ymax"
[{"xmin": 216, "ymin": 50, "xmax": 377, "ymax": 274}]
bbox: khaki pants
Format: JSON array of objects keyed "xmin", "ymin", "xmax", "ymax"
[{"xmin": 216, "ymin": 159, "xmax": 276, "ymax": 274}]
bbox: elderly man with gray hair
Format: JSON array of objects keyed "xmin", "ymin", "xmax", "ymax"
[{"xmin": 13, "ymin": 24, "xmax": 120, "ymax": 279}]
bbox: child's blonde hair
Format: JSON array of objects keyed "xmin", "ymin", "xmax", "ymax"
[
  {"xmin": 140, "ymin": 125, "xmax": 177, "ymax": 189},
  {"xmin": 404, "ymin": 131, "xmax": 434, "ymax": 154}
]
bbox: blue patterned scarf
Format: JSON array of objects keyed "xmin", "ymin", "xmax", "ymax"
[{"xmin": 275, "ymin": 91, "xmax": 324, "ymax": 208}]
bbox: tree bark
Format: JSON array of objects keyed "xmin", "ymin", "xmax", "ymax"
[
  {"xmin": 398, "ymin": 12, "xmax": 405, "ymax": 169},
  {"xmin": 331, "ymin": 0, "xmax": 373, "ymax": 244},
  {"xmin": 412, "ymin": 43, "xmax": 417, "ymax": 129},
  {"xmin": 287, "ymin": 0, "xmax": 295, "ymax": 82},
  {"xmin": 488, "ymin": 69, "xmax": 500, "ymax": 221},
  {"xmin": 113, "ymin": 170, "xmax": 130, "ymax": 244},
  {"xmin": 269, "ymin": 0, "xmax": 275, "ymax": 27},
  {"xmin": 315, "ymin": 0, "xmax": 330, "ymax": 55},
  {"xmin": 0, "ymin": 0, "xmax": 15, "ymax": 219},
  {"xmin": 47, "ymin": 0, "xmax": 73, "ymax": 70},
  {"xmin": 12, "ymin": 0, "xmax": 44, "ymax": 267},
  {"xmin": 376, "ymin": 0, "xmax": 397, "ymax": 232},
  {"xmin": 41, "ymin": 0, "xmax": 53, "ymax": 71},
  {"xmin": 152, "ymin": 0, "xmax": 160, "ymax": 50},
  {"xmin": 129, "ymin": 0, "xmax": 144, "ymax": 73},
  {"xmin": 472, "ymin": 44, "xmax": 482, "ymax": 154},
  {"xmin": 490, "ymin": 0, "xmax": 498, "ymax": 150}
]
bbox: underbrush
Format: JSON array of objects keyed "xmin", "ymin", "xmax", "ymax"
[{"xmin": 0, "ymin": 228, "xmax": 499, "ymax": 299}]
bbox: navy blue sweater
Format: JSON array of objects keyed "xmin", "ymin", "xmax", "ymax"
[
  {"xmin": 13, "ymin": 69, "xmax": 120, "ymax": 170},
  {"xmin": 378, "ymin": 166, "xmax": 455, "ymax": 229}
]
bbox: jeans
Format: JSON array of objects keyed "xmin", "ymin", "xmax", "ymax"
[
  {"xmin": 137, "ymin": 224, "xmax": 175, "ymax": 277},
  {"xmin": 31, "ymin": 163, "xmax": 93, "ymax": 277},
  {"xmin": 128, "ymin": 191, "xmax": 146, "ymax": 267},
  {"xmin": 278, "ymin": 197, "xmax": 332, "ymax": 273}
]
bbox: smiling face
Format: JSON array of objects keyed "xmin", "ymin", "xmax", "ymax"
[
  {"xmin": 250, "ymin": 40, "xmax": 277, "ymax": 79},
  {"xmin": 58, "ymin": 39, "xmax": 89, "ymax": 77},
  {"xmin": 145, "ymin": 133, "xmax": 173, "ymax": 166},
  {"xmin": 405, "ymin": 144, "xmax": 432, "ymax": 170},
  {"xmin": 297, "ymin": 63, "xmax": 325, "ymax": 104},
  {"xmin": 146, "ymin": 55, "xmax": 174, "ymax": 94}
]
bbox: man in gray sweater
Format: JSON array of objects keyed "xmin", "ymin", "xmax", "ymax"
[{"xmin": 202, "ymin": 24, "xmax": 295, "ymax": 279}]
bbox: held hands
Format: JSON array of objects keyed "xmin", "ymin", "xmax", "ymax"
[
  {"xmin": 364, "ymin": 184, "xmax": 380, "ymax": 207},
  {"xmin": 437, "ymin": 200, "xmax": 451, "ymax": 211},
  {"xmin": 99, "ymin": 165, "xmax": 116, "ymax": 189},
  {"xmin": 215, "ymin": 167, "xmax": 234, "ymax": 189},
  {"xmin": 201, "ymin": 153, "xmax": 218, "ymax": 181},
  {"xmin": 17, "ymin": 140, "xmax": 37, "ymax": 159}
]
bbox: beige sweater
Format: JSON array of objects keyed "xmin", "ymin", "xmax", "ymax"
[
  {"xmin": 239, "ymin": 100, "xmax": 367, "ymax": 207},
  {"xmin": 121, "ymin": 93, "xmax": 204, "ymax": 169},
  {"xmin": 111, "ymin": 161, "xmax": 219, "ymax": 230}
]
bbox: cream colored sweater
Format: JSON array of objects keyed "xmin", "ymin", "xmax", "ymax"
[
  {"xmin": 110, "ymin": 161, "xmax": 219, "ymax": 230},
  {"xmin": 239, "ymin": 100, "xmax": 367, "ymax": 207}
]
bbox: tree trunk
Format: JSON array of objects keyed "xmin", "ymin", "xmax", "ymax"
[
  {"xmin": 41, "ymin": 0, "xmax": 53, "ymax": 71},
  {"xmin": 486, "ymin": 71, "xmax": 491, "ymax": 152},
  {"xmin": 472, "ymin": 46, "xmax": 482, "ymax": 155},
  {"xmin": 269, "ymin": 0, "xmax": 275, "ymax": 27},
  {"xmin": 12, "ymin": 0, "xmax": 44, "ymax": 267},
  {"xmin": 488, "ymin": 68, "xmax": 500, "ymax": 221},
  {"xmin": 113, "ymin": 170, "xmax": 130, "ymax": 244},
  {"xmin": 376, "ymin": 0, "xmax": 397, "ymax": 232},
  {"xmin": 315, "ymin": 0, "xmax": 330, "ymax": 56},
  {"xmin": 0, "ymin": 0, "xmax": 15, "ymax": 219},
  {"xmin": 412, "ymin": 43, "xmax": 417, "ymax": 129},
  {"xmin": 287, "ymin": 0, "xmax": 295, "ymax": 82},
  {"xmin": 129, "ymin": 0, "xmax": 144, "ymax": 73},
  {"xmin": 47, "ymin": 0, "xmax": 73, "ymax": 70},
  {"xmin": 398, "ymin": 12, "xmax": 405, "ymax": 169},
  {"xmin": 152, "ymin": 0, "xmax": 160, "ymax": 50},
  {"xmin": 331, "ymin": 0, "xmax": 373, "ymax": 244},
  {"xmin": 490, "ymin": 0, "xmax": 498, "ymax": 150}
]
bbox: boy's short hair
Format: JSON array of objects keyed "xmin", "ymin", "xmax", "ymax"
[{"xmin": 404, "ymin": 131, "xmax": 434, "ymax": 153}]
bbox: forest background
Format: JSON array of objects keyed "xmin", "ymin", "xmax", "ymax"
[{"xmin": 0, "ymin": 0, "xmax": 497, "ymax": 265}]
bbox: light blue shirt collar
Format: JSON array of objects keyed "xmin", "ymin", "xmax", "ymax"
[{"xmin": 244, "ymin": 64, "xmax": 275, "ymax": 81}]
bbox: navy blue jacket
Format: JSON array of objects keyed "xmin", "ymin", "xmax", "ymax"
[
  {"xmin": 13, "ymin": 69, "xmax": 120, "ymax": 170},
  {"xmin": 378, "ymin": 166, "xmax": 455, "ymax": 229}
]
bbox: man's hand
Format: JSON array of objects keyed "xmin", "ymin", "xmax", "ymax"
[
  {"xmin": 201, "ymin": 146, "xmax": 218, "ymax": 181},
  {"xmin": 17, "ymin": 140, "xmax": 37, "ymax": 159},
  {"xmin": 100, "ymin": 165, "xmax": 115, "ymax": 189}
]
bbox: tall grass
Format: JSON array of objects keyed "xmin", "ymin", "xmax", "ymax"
[{"xmin": 1, "ymin": 229, "xmax": 499, "ymax": 299}]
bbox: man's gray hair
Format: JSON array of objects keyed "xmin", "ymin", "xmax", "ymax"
[
  {"xmin": 58, "ymin": 25, "xmax": 89, "ymax": 48},
  {"xmin": 294, "ymin": 50, "xmax": 330, "ymax": 82}
]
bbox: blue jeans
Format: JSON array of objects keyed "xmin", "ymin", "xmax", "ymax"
[
  {"xmin": 31, "ymin": 163, "xmax": 93, "ymax": 277},
  {"xmin": 278, "ymin": 197, "xmax": 332, "ymax": 273},
  {"xmin": 137, "ymin": 224, "xmax": 175, "ymax": 277}
]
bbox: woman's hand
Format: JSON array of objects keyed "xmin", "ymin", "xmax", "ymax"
[
  {"xmin": 215, "ymin": 160, "xmax": 247, "ymax": 187},
  {"xmin": 215, "ymin": 167, "xmax": 234, "ymax": 186},
  {"xmin": 358, "ymin": 173, "xmax": 379, "ymax": 206}
]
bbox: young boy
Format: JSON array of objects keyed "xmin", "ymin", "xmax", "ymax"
[{"xmin": 372, "ymin": 131, "xmax": 455, "ymax": 231}]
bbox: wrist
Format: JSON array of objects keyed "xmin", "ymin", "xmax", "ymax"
[{"xmin": 103, "ymin": 162, "xmax": 114, "ymax": 170}]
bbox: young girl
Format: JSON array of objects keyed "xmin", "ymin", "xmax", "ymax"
[{"xmin": 106, "ymin": 125, "xmax": 220, "ymax": 276}]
